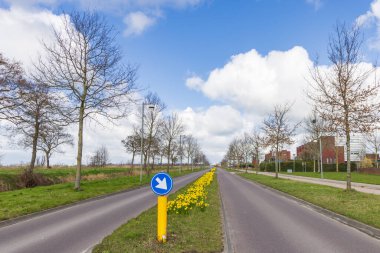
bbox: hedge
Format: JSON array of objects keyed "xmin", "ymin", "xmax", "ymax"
[{"xmin": 259, "ymin": 161, "xmax": 357, "ymax": 172}]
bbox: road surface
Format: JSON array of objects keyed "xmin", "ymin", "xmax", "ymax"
[
  {"xmin": 218, "ymin": 169, "xmax": 380, "ymax": 253},
  {"xmin": 0, "ymin": 170, "xmax": 205, "ymax": 253}
]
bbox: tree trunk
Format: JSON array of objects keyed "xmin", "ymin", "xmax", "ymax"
[
  {"xmin": 313, "ymin": 159, "xmax": 316, "ymax": 172},
  {"xmin": 275, "ymin": 146, "xmax": 279, "ymax": 179},
  {"xmin": 346, "ymin": 130, "xmax": 351, "ymax": 191},
  {"xmin": 26, "ymin": 117, "xmax": 40, "ymax": 187},
  {"xmin": 28, "ymin": 119, "xmax": 39, "ymax": 175},
  {"xmin": 45, "ymin": 151, "xmax": 51, "ymax": 169},
  {"xmin": 131, "ymin": 151, "xmax": 135, "ymax": 168},
  {"xmin": 167, "ymin": 143, "xmax": 170, "ymax": 173},
  {"xmin": 75, "ymin": 100, "xmax": 85, "ymax": 190},
  {"xmin": 335, "ymin": 146, "xmax": 339, "ymax": 172}
]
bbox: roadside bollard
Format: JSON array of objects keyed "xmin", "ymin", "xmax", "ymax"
[
  {"xmin": 150, "ymin": 172, "xmax": 173, "ymax": 243},
  {"xmin": 157, "ymin": 195, "xmax": 168, "ymax": 242}
]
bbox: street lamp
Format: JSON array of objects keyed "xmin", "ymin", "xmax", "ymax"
[
  {"xmin": 179, "ymin": 135, "xmax": 185, "ymax": 173},
  {"xmin": 312, "ymin": 118, "xmax": 324, "ymax": 179},
  {"xmin": 140, "ymin": 102, "xmax": 155, "ymax": 184}
]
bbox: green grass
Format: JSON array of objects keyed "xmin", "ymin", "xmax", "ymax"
[
  {"xmin": 0, "ymin": 167, "xmax": 135, "ymax": 190},
  {"xmin": 0, "ymin": 166, "xmax": 203, "ymax": 191},
  {"xmin": 280, "ymin": 171, "xmax": 380, "ymax": 185},
  {"xmin": 0, "ymin": 169, "xmax": 201, "ymax": 221},
  {"xmin": 239, "ymin": 172, "xmax": 380, "ymax": 229},
  {"xmin": 93, "ymin": 173, "xmax": 223, "ymax": 253}
]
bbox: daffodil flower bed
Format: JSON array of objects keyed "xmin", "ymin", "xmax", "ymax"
[{"xmin": 168, "ymin": 168, "xmax": 216, "ymax": 214}]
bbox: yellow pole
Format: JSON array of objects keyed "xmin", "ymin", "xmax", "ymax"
[{"xmin": 157, "ymin": 195, "xmax": 168, "ymax": 242}]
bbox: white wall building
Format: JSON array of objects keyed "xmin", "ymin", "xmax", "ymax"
[{"xmin": 336, "ymin": 133, "xmax": 366, "ymax": 162}]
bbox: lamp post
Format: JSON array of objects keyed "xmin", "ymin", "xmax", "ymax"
[
  {"xmin": 320, "ymin": 136, "xmax": 323, "ymax": 179},
  {"xmin": 140, "ymin": 103, "xmax": 155, "ymax": 184},
  {"xmin": 312, "ymin": 118, "xmax": 324, "ymax": 179},
  {"xmin": 179, "ymin": 135, "xmax": 185, "ymax": 173}
]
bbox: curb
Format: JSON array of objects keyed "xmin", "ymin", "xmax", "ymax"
[
  {"xmin": 0, "ymin": 170, "xmax": 206, "ymax": 229},
  {"xmin": 217, "ymin": 170, "xmax": 234, "ymax": 253},
  {"xmin": 235, "ymin": 173, "xmax": 380, "ymax": 240}
]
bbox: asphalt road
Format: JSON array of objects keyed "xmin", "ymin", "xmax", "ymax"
[
  {"xmin": 0, "ymin": 170, "xmax": 205, "ymax": 253},
  {"xmin": 218, "ymin": 169, "xmax": 380, "ymax": 253}
]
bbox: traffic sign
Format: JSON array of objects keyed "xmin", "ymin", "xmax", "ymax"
[{"xmin": 151, "ymin": 172, "xmax": 173, "ymax": 196}]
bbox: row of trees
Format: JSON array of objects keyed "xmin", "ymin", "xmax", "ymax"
[
  {"xmin": 0, "ymin": 12, "xmax": 137, "ymax": 189},
  {"xmin": 223, "ymin": 23, "xmax": 380, "ymax": 191},
  {"xmin": 121, "ymin": 93, "xmax": 209, "ymax": 173},
  {"xmin": 223, "ymin": 103, "xmax": 299, "ymax": 178}
]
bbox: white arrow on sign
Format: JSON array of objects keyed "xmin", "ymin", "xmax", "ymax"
[{"xmin": 155, "ymin": 177, "xmax": 167, "ymax": 190}]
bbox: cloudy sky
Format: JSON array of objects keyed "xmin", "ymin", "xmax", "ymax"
[{"xmin": 0, "ymin": 0, "xmax": 379, "ymax": 165}]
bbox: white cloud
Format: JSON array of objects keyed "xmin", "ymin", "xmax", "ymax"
[
  {"xmin": 186, "ymin": 46, "xmax": 313, "ymax": 121},
  {"xmin": 178, "ymin": 105, "xmax": 251, "ymax": 163},
  {"xmin": 0, "ymin": 6, "xmax": 66, "ymax": 70},
  {"xmin": 356, "ymin": 0, "xmax": 380, "ymax": 50},
  {"xmin": 123, "ymin": 11, "xmax": 156, "ymax": 37},
  {"xmin": 356, "ymin": 0, "xmax": 380, "ymax": 27},
  {"xmin": 305, "ymin": 0, "xmax": 322, "ymax": 10},
  {"xmin": 2, "ymin": 0, "xmax": 206, "ymax": 37},
  {"xmin": 185, "ymin": 76, "xmax": 204, "ymax": 91}
]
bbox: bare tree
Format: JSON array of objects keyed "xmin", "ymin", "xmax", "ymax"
[
  {"xmin": 121, "ymin": 130, "xmax": 141, "ymax": 168},
  {"xmin": 37, "ymin": 125, "xmax": 74, "ymax": 168},
  {"xmin": 251, "ymin": 129, "xmax": 264, "ymax": 174},
  {"xmin": 0, "ymin": 53, "xmax": 23, "ymax": 119},
  {"xmin": 184, "ymin": 135, "xmax": 197, "ymax": 166},
  {"xmin": 303, "ymin": 108, "xmax": 332, "ymax": 172},
  {"xmin": 161, "ymin": 113, "xmax": 184, "ymax": 172},
  {"xmin": 239, "ymin": 133, "xmax": 253, "ymax": 172},
  {"xmin": 308, "ymin": 23, "xmax": 380, "ymax": 190},
  {"xmin": 34, "ymin": 12, "xmax": 137, "ymax": 190},
  {"xmin": 7, "ymin": 81, "xmax": 61, "ymax": 185},
  {"xmin": 89, "ymin": 145, "xmax": 109, "ymax": 167},
  {"xmin": 262, "ymin": 103, "xmax": 300, "ymax": 178},
  {"xmin": 365, "ymin": 131, "xmax": 380, "ymax": 168},
  {"xmin": 140, "ymin": 92, "xmax": 166, "ymax": 171},
  {"xmin": 225, "ymin": 138, "xmax": 242, "ymax": 168}
]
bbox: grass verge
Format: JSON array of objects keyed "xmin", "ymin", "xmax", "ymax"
[
  {"xmin": 93, "ymin": 173, "xmax": 223, "ymax": 253},
  {"xmin": 0, "ymin": 169, "xmax": 201, "ymax": 222},
  {"xmin": 239, "ymin": 172, "xmax": 380, "ymax": 229},
  {"xmin": 280, "ymin": 171, "xmax": 380, "ymax": 185}
]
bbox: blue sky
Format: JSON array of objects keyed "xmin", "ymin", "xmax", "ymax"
[{"xmin": 0, "ymin": 0, "xmax": 379, "ymax": 164}]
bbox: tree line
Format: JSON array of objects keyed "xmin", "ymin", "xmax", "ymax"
[
  {"xmin": 121, "ymin": 92, "xmax": 209, "ymax": 175},
  {"xmin": 223, "ymin": 23, "xmax": 380, "ymax": 191}
]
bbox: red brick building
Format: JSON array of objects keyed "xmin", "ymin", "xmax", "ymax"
[
  {"xmin": 296, "ymin": 136, "xmax": 344, "ymax": 164},
  {"xmin": 265, "ymin": 150, "xmax": 291, "ymax": 162}
]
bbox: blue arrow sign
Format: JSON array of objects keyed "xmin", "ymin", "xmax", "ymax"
[{"xmin": 151, "ymin": 172, "xmax": 173, "ymax": 196}]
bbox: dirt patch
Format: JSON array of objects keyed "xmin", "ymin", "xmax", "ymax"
[
  {"xmin": 16, "ymin": 172, "xmax": 55, "ymax": 188},
  {"xmin": 358, "ymin": 168, "xmax": 380, "ymax": 175}
]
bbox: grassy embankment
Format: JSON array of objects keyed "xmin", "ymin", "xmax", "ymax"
[
  {"xmin": 93, "ymin": 171, "xmax": 223, "ymax": 253},
  {"xmin": 239, "ymin": 172, "xmax": 380, "ymax": 229},
  {"xmin": 0, "ymin": 168, "xmax": 201, "ymax": 221},
  {"xmin": 0, "ymin": 166, "xmax": 200, "ymax": 191}
]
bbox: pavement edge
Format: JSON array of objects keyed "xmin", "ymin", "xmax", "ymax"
[{"xmin": 217, "ymin": 169, "xmax": 234, "ymax": 253}]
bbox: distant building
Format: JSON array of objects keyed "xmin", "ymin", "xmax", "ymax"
[
  {"xmin": 296, "ymin": 136, "xmax": 344, "ymax": 164},
  {"xmin": 336, "ymin": 133, "xmax": 366, "ymax": 162},
  {"xmin": 265, "ymin": 150, "xmax": 291, "ymax": 162}
]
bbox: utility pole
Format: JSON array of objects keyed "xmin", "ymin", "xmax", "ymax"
[
  {"xmin": 140, "ymin": 103, "xmax": 155, "ymax": 184},
  {"xmin": 140, "ymin": 103, "xmax": 144, "ymax": 184}
]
